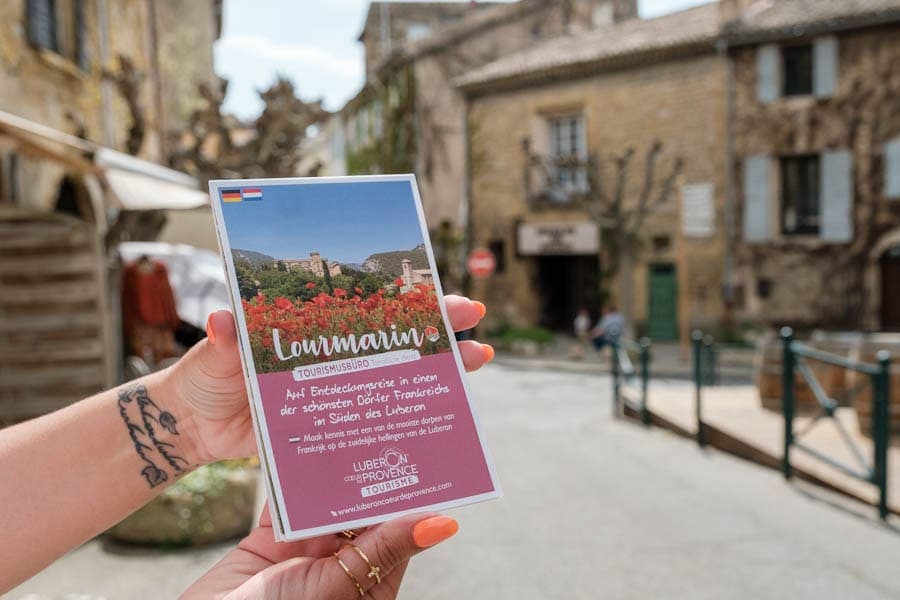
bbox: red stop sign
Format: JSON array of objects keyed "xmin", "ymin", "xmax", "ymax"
[{"xmin": 467, "ymin": 248, "xmax": 496, "ymax": 279}]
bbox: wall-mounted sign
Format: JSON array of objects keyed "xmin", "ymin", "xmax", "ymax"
[
  {"xmin": 467, "ymin": 248, "xmax": 496, "ymax": 278},
  {"xmin": 681, "ymin": 183, "xmax": 715, "ymax": 238},
  {"xmin": 517, "ymin": 222, "xmax": 599, "ymax": 256}
]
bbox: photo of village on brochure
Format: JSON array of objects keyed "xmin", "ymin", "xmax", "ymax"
[{"xmin": 221, "ymin": 179, "xmax": 451, "ymax": 373}]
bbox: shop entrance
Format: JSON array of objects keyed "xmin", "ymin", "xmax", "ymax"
[{"xmin": 535, "ymin": 255, "xmax": 600, "ymax": 330}]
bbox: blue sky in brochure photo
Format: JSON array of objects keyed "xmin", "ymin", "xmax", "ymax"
[
  {"xmin": 220, "ymin": 181, "xmax": 425, "ymax": 263},
  {"xmin": 215, "ymin": 0, "xmax": 716, "ymax": 119}
]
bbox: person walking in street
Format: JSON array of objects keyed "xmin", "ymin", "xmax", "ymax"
[
  {"xmin": 570, "ymin": 307, "xmax": 592, "ymax": 360},
  {"xmin": 591, "ymin": 304, "xmax": 625, "ymax": 351}
]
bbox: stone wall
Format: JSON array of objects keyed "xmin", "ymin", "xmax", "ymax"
[
  {"xmin": 154, "ymin": 0, "xmax": 220, "ymax": 148},
  {"xmin": 0, "ymin": 1, "xmax": 157, "ymax": 155}
]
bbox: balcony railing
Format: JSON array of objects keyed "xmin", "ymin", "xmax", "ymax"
[{"xmin": 525, "ymin": 154, "xmax": 590, "ymax": 207}]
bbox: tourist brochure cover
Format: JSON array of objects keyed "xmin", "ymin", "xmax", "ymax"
[{"xmin": 209, "ymin": 175, "xmax": 501, "ymax": 541}]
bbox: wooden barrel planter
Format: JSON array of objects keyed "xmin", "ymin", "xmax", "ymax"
[
  {"xmin": 755, "ymin": 334, "xmax": 854, "ymax": 414},
  {"xmin": 847, "ymin": 334, "xmax": 900, "ymax": 438}
]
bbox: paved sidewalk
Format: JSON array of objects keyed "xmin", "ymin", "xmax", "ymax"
[
  {"xmin": 494, "ymin": 334, "xmax": 756, "ymax": 382},
  {"xmin": 641, "ymin": 380, "xmax": 900, "ymax": 515}
]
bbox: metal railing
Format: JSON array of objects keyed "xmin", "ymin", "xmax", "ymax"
[
  {"xmin": 691, "ymin": 331, "xmax": 719, "ymax": 447},
  {"xmin": 781, "ymin": 327, "xmax": 892, "ymax": 520},
  {"xmin": 611, "ymin": 337, "xmax": 651, "ymax": 424}
]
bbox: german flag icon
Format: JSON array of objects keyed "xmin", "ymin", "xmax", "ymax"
[{"xmin": 221, "ymin": 189, "xmax": 242, "ymax": 203}]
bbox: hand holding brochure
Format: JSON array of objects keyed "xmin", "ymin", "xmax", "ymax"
[{"xmin": 209, "ymin": 175, "xmax": 501, "ymax": 540}]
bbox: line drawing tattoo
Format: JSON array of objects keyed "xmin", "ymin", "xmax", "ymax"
[
  {"xmin": 134, "ymin": 385, "xmax": 190, "ymax": 474},
  {"xmin": 117, "ymin": 384, "xmax": 188, "ymax": 487}
]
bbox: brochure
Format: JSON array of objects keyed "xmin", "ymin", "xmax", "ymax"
[{"xmin": 209, "ymin": 175, "xmax": 501, "ymax": 540}]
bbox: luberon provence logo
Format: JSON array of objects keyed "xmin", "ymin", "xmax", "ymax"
[{"xmin": 344, "ymin": 446, "xmax": 420, "ymax": 498}]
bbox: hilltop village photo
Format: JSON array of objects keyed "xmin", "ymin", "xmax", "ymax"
[{"xmin": 220, "ymin": 180, "xmax": 448, "ymax": 371}]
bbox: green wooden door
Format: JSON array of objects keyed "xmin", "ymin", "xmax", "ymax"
[{"xmin": 647, "ymin": 264, "xmax": 678, "ymax": 340}]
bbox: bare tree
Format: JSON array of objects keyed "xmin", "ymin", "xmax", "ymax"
[
  {"xmin": 169, "ymin": 77, "xmax": 329, "ymax": 185},
  {"xmin": 577, "ymin": 140, "xmax": 684, "ymax": 326}
]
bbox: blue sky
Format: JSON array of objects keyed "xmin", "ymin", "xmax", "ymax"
[
  {"xmin": 220, "ymin": 180, "xmax": 425, "ymax": 263},
  {"xmin": 215, "ymin": 0, "xmax": 715, "ymax": 118}
]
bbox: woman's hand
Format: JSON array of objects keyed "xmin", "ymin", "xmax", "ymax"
[
  {"xmin": 166, "ymin": 295, "xmax": 492, "ymax": 466},
  {"xmin": 182, "ymin": 508, "xmax": 459, "ymax": 599},
  {"xmin": 179, "ymin": 296, "xmax": 487, "ymax": 598}
]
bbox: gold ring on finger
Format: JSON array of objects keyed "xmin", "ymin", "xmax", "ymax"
[
  {"xmin": 333, "ymin": 551, "xmax": 365, "ymax": 597},
  {"xmin": 343, "ymin": 542, "xmax": 382, "ymax": 584}
]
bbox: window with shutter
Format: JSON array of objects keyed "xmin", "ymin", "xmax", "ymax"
[
  {"xmin": 743, "ymin": 155, "xmax": 771, "ymax": 241},
  {"xmin": 74, "ymin": 0, "xmax": 88, "ymax": 69},
  {"xmin": 26, "ymin": 0, "xmax": 88, "ymax": 70},
  {"xmin": 757, "ymin": 44, "xmax": 780, "ymax": 103},
  {"xmin": 885, "ymin": 137, "xmax": 900, "ymax": 199},
  {"xmin": 813, "ymin": 36, "xmax": 838, "ymax": 98},
  {"xmin": 780, "ymin": 156, "xmax": 820, "ymax": 235},
  {"xmin": 27, "ymin": 0, "xmax": 58, "ymax": 52},
  {"xmin": 821, "ymin": 150, "xmax": 853, "ymax": 243},
  {"xmin": 820, "ymin": 149, "xmax": 853, "ymax": 242}
]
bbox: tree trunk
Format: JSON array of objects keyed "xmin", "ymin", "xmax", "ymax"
[{"xmin": 619, "ymin": 246, "xmax": 637, "ymax": 338}]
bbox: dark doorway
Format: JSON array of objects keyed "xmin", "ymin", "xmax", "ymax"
[
  {"xmin": 54, "ymin": 176, "xmax": 94, "ymax": 223},
  {"xmin": 535, "ymin": 255, "xmax": 599, "ymax": 330},
  {"xmin": 881, "ymin": 246, "xmax": 900, "ymax": 331}
]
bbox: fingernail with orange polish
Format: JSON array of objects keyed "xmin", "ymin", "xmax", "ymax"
[
  {"xmin": 413, "ymin": 516, "xmax": 459, "ymax": 548},
  {"xmin": 482, "ymin": 344, "xmax": 495, "ymax": 363},
  {"xmin": 473, "ymin": 301, "xmax": 487, "ymax": 319},
  {"xmin": 206, "ymin": 314, "xmax": 216, "ymax": 345}
]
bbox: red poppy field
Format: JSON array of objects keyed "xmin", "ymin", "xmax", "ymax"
[{"xmin": 243, "ymin": 283, "xmax": 451, "ymax": 372}]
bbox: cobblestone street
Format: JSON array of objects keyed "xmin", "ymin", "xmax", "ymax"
[{"xmin": 8, "ymin": 364, "xmax": 900, "ymax": 599}]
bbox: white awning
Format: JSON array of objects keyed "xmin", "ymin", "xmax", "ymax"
[{"xmin": 96, "ymin": 148, "xmax": 208, "ymax": 211}]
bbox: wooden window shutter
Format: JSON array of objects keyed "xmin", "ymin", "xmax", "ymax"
[
  {"xmin": 74, "ymin": 0, "xmax": 89, "ymax": 69},
  {"xmin": 26, "ymin": 0, "xmax": 58, "ymax": 52},
  {"xmin": 743, "ymin": 155, "xmax": 771, "ymax": 241},
  {"xmin": 813, "ymin": 36, "xmax": 838, "ymax": 98},
  {"xmin": 757, "ymin": 44, "xmax": 780, "ymax": 103},
  {"xmin": 820, "ymin": 149, "xmax": 853, "ymax": 242},
  {"xmin": 886, "ymin": 137, "xmax": 900, "ymax": 199}
]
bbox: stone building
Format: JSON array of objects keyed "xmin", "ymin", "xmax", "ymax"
[
  {"xmin": 282, "ymin": 252, "xmax": 342, "ymax": 278},
  {"xmin": 723, "ymin": 0, "xmax": 900, "ymax": 332},
  {"xmin": 357, "ymin": 1, "xmax": 500, "ymax": 81},
  {"xmin": 0, "ymin": 0, "xmax": 221, "ymax": 213},
  {"xmin": 0, "ymin": 0, "xmax": 220, "ymax": 422},
  {"xmin": 400, "ymin": 257, "xmax": 433, "ymax": 292},
  {"xmin": 456, "ymin": 4, "xmax": 727, "ymax": 339},
  {"xmin": 341, "ymin": 0, "xmax": 637, "ymax": 288}
]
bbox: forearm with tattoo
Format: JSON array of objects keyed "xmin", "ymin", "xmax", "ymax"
[{"xmin": 117, "ymin": 384, "xmax": 191, "ymax": 487}]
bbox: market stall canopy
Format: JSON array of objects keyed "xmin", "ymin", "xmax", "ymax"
[
  {"xmin": 95, "ymin": 148, "xmax": 208, "ymax": 211},
  {"xmin": 0, "ymin": 108, "xmax": 97, "ymax": 174},
  {"xmin": 0, "ymin": 110, "xmax": 207, "ymax": 212}
]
